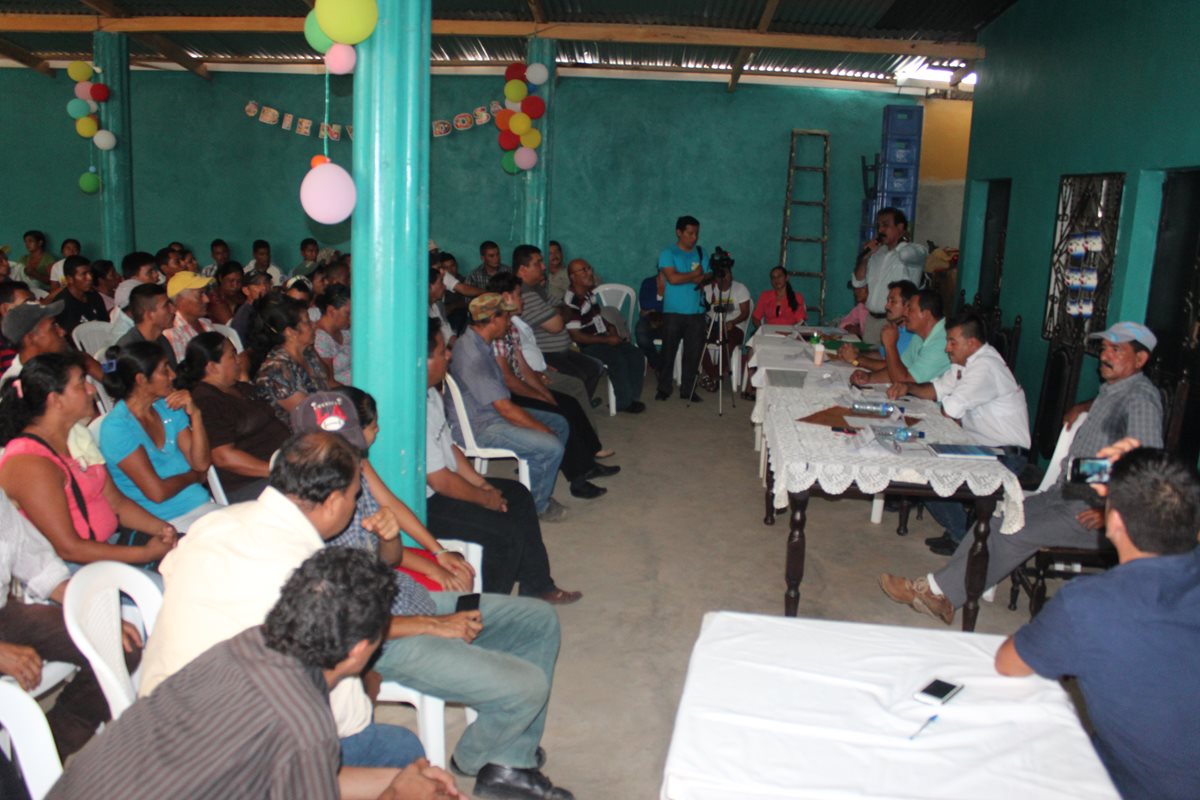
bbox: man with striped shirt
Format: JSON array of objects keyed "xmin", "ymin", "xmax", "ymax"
[{"xmin": 49, "ymin": 548, "xmax": 460, "ymax": 799}]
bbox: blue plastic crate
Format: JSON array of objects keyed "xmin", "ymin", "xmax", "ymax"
[
  {"xmin": 883, "ymin": 105, "xmax": 922, "ymax": 136},
  {"xmin": 884, "ymin": 137, "xmax": 917, "ymax": 164},
  {"xmin": 883, "ymin": 166, "xmax": 915, "ymax": 193}
]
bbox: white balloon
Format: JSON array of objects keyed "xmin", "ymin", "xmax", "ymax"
[
  {"xmin": 92, "ymin": 129, "xmax": 117, "ymax": 150},
  {"xmin": 86, "ymin": 99, "xmax": 99, "ymax": 113},
  {"xmin": 526, "ymin": 62, "xmax": 549, "ymax": 85},
  {"xmin": 505, "ymin": 98, "xmax": 523, "ymax": 112}
]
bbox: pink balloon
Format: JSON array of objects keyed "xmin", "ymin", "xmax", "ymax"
[
  {"xmin": 74, "ymin": 81, "xmax": 93, "ymax": 100},
  {"xmin": 514, "ymin": 146, "xmax": 538, "ymax": 170},
  {"xmin": 300, "ymin": 163, "xmax": 357, "ymax": 224},
  {"xmin": 324, "ymin": 43, "xmax": 356, "ymax": 75}
]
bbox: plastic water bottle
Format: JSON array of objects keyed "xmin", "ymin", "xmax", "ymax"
[
  {"xmin": 850, "ymin": 399, "xmax": 899, "ymax": 417},
  {"xmin": 893, "ymin": 427, "xmax": 925, "ymax": 442}
]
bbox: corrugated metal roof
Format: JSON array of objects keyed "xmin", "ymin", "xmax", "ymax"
[{"xmin": 0, "ymin": 1, "xmax": 1008, "ymax": 80}]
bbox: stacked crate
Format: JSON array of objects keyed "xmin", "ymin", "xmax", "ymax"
[{"xmin": 861, "ymin": 105, "xmax": 923, "ymax": 243}]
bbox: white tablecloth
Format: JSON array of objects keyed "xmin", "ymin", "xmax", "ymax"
[{"xmin": 661, "ymin": 612, "xmax": 1117, "ymax": 800}]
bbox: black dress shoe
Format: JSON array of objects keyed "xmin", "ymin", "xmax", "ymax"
[
  {"xmin": 582, "ymin": 463, "xmax": 621, "ymax": 480},
  {"xmin": 474, "ymin": 764, "xmax": 574, "ymax": 800},
  {"xmin": 681, "ymin": 391, "xmax": 703, "ymax": 402},
  {"xmin": 654, "ymin": 390, "xmax": 670, "ymax": 401},
  {"xmin": 623, "ymin": 400, "xmax": 646, "ymax": 413},
  {"xmin": 453, "ymin": 749, "xmax": 546, "ymax": 777},
  {"xmin": 569, "ymin": 480, "xmax": 606, "ymax": 499},
  {"xmin": 925, "ymin": 533, "xmax": 958, "ymax": 556}
]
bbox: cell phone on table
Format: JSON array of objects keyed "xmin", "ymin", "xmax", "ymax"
[
  {"xmin": 455, "ymin": 593, "xmax": 481, "ymax": 613},
  {"xmin": 914, "ymin": 679, "xmax": 963, "ymax": 705},
  {"xmin": 1068, "ymin": 457, "xmax": 1111, "ymax": 485}
]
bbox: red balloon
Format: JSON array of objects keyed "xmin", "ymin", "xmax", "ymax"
[
  {"xmin": 504, "ymin": 62, "xmax": 526, "ymax": 82},
  {"xmin": 498, "ymin": 131, "xmax": 520, "ymax": 151},
  {"xmin": 89, "ymin": 83, "xmax": 110, "ymax": 102},
  {"xmin": 521, "ymin": 95, "xmax": 545, "ymax": 119},
  {"xmin": 494, "ymin": 109, "xmax": 515, "ymax": 131}
]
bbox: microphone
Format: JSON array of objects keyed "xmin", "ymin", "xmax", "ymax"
[{"xmin": 858, "ymin": 234, "xmax": 884, "ymax": 261}]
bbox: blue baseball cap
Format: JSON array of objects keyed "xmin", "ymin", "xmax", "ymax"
[{"xmin": 1088, "ymin": 321, "xmax": 1157, "ymax": 352}]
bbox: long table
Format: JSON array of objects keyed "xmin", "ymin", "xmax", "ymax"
[
  {"xmin": 660, "ymin": 612, "xmax": 1118, "ymax": 799},
  {"xmin": 745, "ymin": 326, "xmax": 1025, "ymax": 631}
]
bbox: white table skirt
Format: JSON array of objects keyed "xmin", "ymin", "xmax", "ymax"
[{"xmin": 661, "ymin": 612, "xmax": 1117, "ymax": 800}]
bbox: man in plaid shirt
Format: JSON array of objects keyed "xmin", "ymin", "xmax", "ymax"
[{"xmin": 880, "ymin": 321, "xmax": 1164, "ymax": 625}]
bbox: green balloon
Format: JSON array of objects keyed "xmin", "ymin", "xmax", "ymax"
[
  {"xmin": 79, "ymin": 173, "xmax": 101, "ymax": 194},
  {"xmin": 304, "ymin": 11, "xmax": 334, "ymax": 54},
  {"xmin": 67, "ymin": 98, "xmax": 90, "ymax": 119},
  {"xmin": 501, "ymin": 151, "xmax": 520, "ymax": 175}
]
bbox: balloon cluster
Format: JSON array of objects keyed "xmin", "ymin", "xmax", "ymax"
[
  {"xmin": 495, "ymin": 61, "xmax": 549, "ymax": 174},
  {"xmin": 66, "ymin": 60, "xmax": 115, "ymax": 194},
  {"xmin": 299, "ymin": 0, "xmax": 378, "ymax": 224}
]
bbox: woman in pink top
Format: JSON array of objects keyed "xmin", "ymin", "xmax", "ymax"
[
  {"xmin": 752, "ymin": 266, "xmax": 807, "ymax": 327},
  {"xmin": 0, "ymin": 352, "xmax": 177, "ymax": 567}
]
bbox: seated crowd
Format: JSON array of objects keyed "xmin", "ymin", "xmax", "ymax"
[{"xmin": 0, "ymin": 220, "xmax": 1192, "ymax": 798}]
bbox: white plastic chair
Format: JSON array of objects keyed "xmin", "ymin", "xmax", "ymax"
[
  {"xmin": 594, "ymin": 283, "xmax": 637, "ymax": 332},
  {"xmin": 1030, "ymin": 414, "xmax": 1086, "ymax": 496},
  {"xmin": 443, "ymin": 375, "xmax": 531, "ymax": 489},
  {"xmin": 63, "ymin": 562, "xmax": 164, "ymax": 721},
  {"xmin": 211, "ymin": 322, "xmax": 244, "ymax": 353},
  {"xmin": 72, "ymin": 320, "xmax": 115, "ymax": 356},
  {"xmin": 207, "ymin": 465, "xmax": 230, "ymax": 505},
  {"xmin": 0, "ymin": 680, "xmax": 62, "ymax": 800},
  {"xmin": 86, "ymin": 376, "xmax": 114, "ymax": 414},
  {"xmin": 376, "ymin": 539, "xmax": 483, "ymax": 768}
]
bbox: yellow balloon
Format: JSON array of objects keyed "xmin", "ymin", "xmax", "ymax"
[
  {"xmin": 508, "ymin": 112, "xmax": 532, "ymax": 136},
  {"xmin": 520, "ymin": 129, "xmax": 542, "ymax": 149},
  {"xmin": 75, "ymin": 116, "xmax": 98, "ymax": 138},
  {"xmin": 315, "ymin": 0, "xmax": 378, "ymax": 45},
  {"xmin": 503, "ymin": 79, "xmax": 529, "ymax": 102},
  {"xmin": 67, "ymin": 60, "xmax": 93, "ymax": 82}
]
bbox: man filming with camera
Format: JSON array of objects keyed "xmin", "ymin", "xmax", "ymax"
[
  {"xmin": 699, "ymin": 258, "xmax": 750, "ymax": 392},
  {"xmin": 655, "ymin": 215, "xmax": 710, "ymax": 402}
]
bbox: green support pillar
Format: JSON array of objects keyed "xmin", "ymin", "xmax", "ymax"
[
  {"xmin": 93, "ymin": 32, "xmax": 135, "ymax": 258},
  {"xmin": 351, "ymin": 0, "xmax": 431, "ymax": 515},
  {"xmin": 520, "ymin": 38, "xmax": 555, "ymax": 250}
]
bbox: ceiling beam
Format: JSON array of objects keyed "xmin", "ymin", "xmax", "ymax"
[
  {"xmin": 525, "ymin": 0, "xmax": 547, "ymax": 25},
  {"xmin": 76, "ymin": 1, "xmax": 211, "ymax": 80},
  {"xmin": 727, "ymin": 0, "xmax": 781, "ymax": 93},
  {"xmin": 0, "ymin": 35, "xmax": 55, "ymax": 76},
  {"xmin": 0, "ymin": 14, "xmax": 986, "ymax": 59},
  {"xmin": 949, "ymin": 62, "xmax": 974, "ymax": 87}
]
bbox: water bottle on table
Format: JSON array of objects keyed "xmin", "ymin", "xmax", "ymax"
[{"xmin": 850, "ymin": 399, "xmax": 900, "ymax": 417}]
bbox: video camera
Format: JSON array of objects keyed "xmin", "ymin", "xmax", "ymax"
[{"xmin": 699, "ymin": 246, "xmax": 735, "ymax": 288}]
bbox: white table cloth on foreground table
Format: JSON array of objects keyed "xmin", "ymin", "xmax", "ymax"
[{"xmin": 661, "ymin": 612, "xmax": 1118, "ymax": 800}]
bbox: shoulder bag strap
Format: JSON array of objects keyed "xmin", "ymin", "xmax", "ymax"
[{"xmin": 16, "ymin": 433, "xmax": 99, "ymax": 541}]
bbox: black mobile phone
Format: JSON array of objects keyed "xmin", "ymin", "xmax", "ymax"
[
  {"xmin": 455, "ymin": 593, "xmax": 481, "ymax": 613},
  {"xmin": 1068, "ymin": 457, "xmax": 1111, "ymax": 485},
  {"xmin": 914, "ymin": 679, "xmax": 963, "ymax": 705}
]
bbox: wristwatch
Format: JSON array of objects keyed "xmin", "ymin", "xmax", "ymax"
[{"xmin": 851, "ymin": 359, "xmax": 860, "ymax": 367}]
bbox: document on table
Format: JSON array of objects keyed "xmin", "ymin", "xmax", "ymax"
[{"xmin": 766, "ymin": 369, "xmax": 807, "ymax": 388}]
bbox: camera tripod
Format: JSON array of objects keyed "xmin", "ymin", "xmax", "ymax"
[{"xmin": 687, "ymin": 298, "xmax": 737, "ymax": 416}]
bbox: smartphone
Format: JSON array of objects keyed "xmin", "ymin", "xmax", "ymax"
[
  {"xmin": 455, "ymin": 593, "xmax": 481, "ymax": 613},
  {"xmin": 914, "ymin": 679, "xmax": 963, "ymax": 705},
  {"xmin": 1069, "ymin": 457, "xmax": 1111, "ymax": 485}
]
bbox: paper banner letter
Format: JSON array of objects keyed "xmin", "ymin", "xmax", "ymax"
[
  {"xmin": 258, "ymin": 106, "xmax": 280, "ymax": 125},
  {"xmin": 244, "ymin": 100, "xmax": 260, "ymax": 117},
  {"xmin": 345, "ymin": 125, "xmax": 353, "ymax": 140},
  {"xmin": 281, "ymin": 113, "xmax": 294, "ymax": 131},
  {"xmin": 432, "ymin": 120, "xmax": 452, "ymax": 137},
  {"xmin": 473, "ymin": 105, "xmax": 491, "ymax": 125},
  {"xmin": 453, "ymin": 113, "xmax": 473, "ymax": 131},
  {"xmin": 295, "ymin": 118, "xmax": 312, "ymax": 136},
  {"xmin": 328, "ymin": 124, "xmax": 342, "ymax": 141},
  {"xmin": 489, "ymin": 100, "xmax": 502, "ymax": 114}
]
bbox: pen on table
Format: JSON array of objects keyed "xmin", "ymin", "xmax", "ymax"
[
  {"xmin": 909, "ymin": 714, "xmax": 938, "ymax": 740},
  {"xmin": 831, "ymin": 427, "xmax": 857, "ymax": 435}
]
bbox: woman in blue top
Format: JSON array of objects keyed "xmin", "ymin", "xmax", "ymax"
[{"xmin": 99, "ymin": 341, "xmax": 220, "ymax": 530}]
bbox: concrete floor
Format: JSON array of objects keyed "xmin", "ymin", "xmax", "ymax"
[{"xmin": 378, "ymin": 376, "xmax": 1037, "ymax": 799}]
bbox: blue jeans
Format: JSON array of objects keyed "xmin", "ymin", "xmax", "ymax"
[
  {"xmin": 340, "ymin": 722, "xmax": 425, "ymax": 768},
  {"xmin": 372, "ymin": 593, "xmax": 561, "ymax": 775},
  {"xmin": 925, "ymin": 450, "xmax": 1027, "ymax": 543},
  {"xmin": 476, "ymin": 410, "xmax": 567, "ymax": 513}
]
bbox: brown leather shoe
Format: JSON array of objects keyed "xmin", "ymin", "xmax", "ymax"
[
  {"xmin": 879, "ymin": 573, "xmax": 918, "ymax": 604},
  {"xmin": 539, "ymin": 588, "xmax": 583, "ymax": 605},
  {"xmin": 879, "ymin": 574, "xmax": 955, "ymax": 626}
]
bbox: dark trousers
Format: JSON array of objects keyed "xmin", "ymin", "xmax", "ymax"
[
  {"xmin": 425, "ymin": 478, "xmax": 556, "ymax": 596},
  {"xmin": 512, "ymin": 394, "xmax": 597, "ymax": 482},
  {"xmin": 635, "ymin": 315, "xmax": 663, "ymax": 370},
  {"xmin": 657, "ymin": 312, "xmax": 705, "ymax": 395},
  {"xmin": 581, "ymin": 342, "xmax": 645, "ymax": 409},
  {"xmin": 0, "ymin": 602, "xmax": 129, "ymax": 759},
  {"xmin": 543, "ymin": 350, "xmax": 604, "ymax": 399}
]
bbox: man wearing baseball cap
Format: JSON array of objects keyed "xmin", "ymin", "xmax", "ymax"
[
  {"xmin": 882, "ymin": 320, "xmax": 1164, "ymax": 625},
  {"xmin": 162, "ymin": 272, "xmax": 215, "ymax": 362}
]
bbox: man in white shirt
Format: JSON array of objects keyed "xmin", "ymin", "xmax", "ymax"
[
  {"xmin": 851, "ymin": 207, "xmax": 927, "ymax": 345},
  {"xmin": 699, "ymin": 264, "xmax": 751, "ymax": 391},
  {"xmin": 246, "ymin": 238, "xmax": 283, "ymax": 285},
  {"xmin": 887, "ymin": 310, "xmax": 1030, "ymax": 554},
  {"xmin": 139, "ymin": 432, "xmax": 426, "ymax": 791}
]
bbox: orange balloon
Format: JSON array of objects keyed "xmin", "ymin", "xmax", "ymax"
[
  {"xmin": 494, "ymin": 109, "xmax": 515, "ymax": 132},
  {"xmin": 311, "ymin": 154, "xmax": 331, "ymax": 168}
]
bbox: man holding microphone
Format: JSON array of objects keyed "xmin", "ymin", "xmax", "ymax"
[{"xmin": 852, "ymin": 208, "xmax": 927, "ymax": 345}]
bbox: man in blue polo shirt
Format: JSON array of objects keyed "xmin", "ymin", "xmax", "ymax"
[
  {"xmin": 655, "ymin": 215, "xmax": 709, "ymax": 402},
  {"xmin": 849, "ymin": 287, "xmax": 949, "ymax": 387},
  {"xmin": 995, "ymin": 445, "xmax": 1200, "ymax": 800}
]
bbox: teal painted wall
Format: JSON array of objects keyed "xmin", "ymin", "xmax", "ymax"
[
  {"xmin": 960, "ymin": 0, "xmax": 1200, "ymax": 410},
  {"xmin": 0, "ymin": 68, "xmax": 354, "ymax": 266}
]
